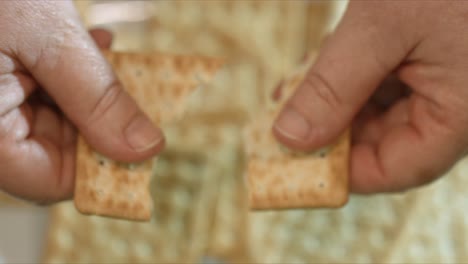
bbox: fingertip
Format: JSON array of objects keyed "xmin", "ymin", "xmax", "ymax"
[
  {"xmin": 74, "ymin": 80, "xmax": 165, "ymax": 163},
  {"xmin": 84, "ymin": 121, "xmax": 165, "ymax": 164},
  {"xmin": 89, "ymin": 28, "xmax": 113, "ymax": 49},
  {"xmin": 349, "ymin": 143, "xmax": 382, "ymax": 194},
  {"xmin": 112, "ymin": 136, "xmax": 165, "ymax": 163},
  {"xmin": 273, "ymin": 107, "xmax": 311, "ymax": 142},
  {"xmin": 272, "ymin": 105, "xmax": 345, "ymax": 152},
  {"xmin": 123, "ymin": 114, "xmax": 165, "ymax": 154},
  {"xmin": 127, "ymin": 130, "xmax": 166, "ymax": 162}
]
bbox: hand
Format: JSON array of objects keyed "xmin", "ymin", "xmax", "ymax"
[
  {"xmin": 0, "ymin": 1, "xmax": 164, "ymax": 204},
  {"xmin": 273, "ymin": 1, "xmax": 468, "ymax": 194}
]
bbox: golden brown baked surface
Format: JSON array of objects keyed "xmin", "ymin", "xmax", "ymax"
[{"xmin": 74, "ymin": 51, "xmax": 224, "ymax": 221}]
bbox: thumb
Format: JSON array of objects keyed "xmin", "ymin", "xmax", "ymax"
[
  {"xmin": 17, "ymin": 2, "xmax": 164, "ymax": 162},
  {"xmin": 273, "ymin": 2, "xmax": 410, "ymax": 151}
]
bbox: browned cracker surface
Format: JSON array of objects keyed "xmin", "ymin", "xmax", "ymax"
[
  {"xmin": 74, "ymin": 51, "xmax": 224, "ymax": 221},
  {"xmin": 244, "ymin": 57, "xmax": 350, "ymax": 210}
]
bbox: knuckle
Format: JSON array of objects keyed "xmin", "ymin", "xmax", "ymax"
[
  {"xmin": 86, "ymin": 80, "xmax": 123, "ymax": 127},
  {"xmin": 0, "ymin": 74, "xmax": 32, "ymax": 117},
  {"xmin": 22, "ymin": 18, "xmax": 85, "ymax": 72},
  {"xmin": 25, "ymin": 27, "xmax": 67, "ymax": 72}
]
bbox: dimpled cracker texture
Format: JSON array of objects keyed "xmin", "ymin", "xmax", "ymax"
[
  {"xmin": 247, "ymin": 158, "xmax": 468, "ymax": 263},
  {"xmin": 74, "ymin": 51, "xmax": 224, "ymax": 221},
  {"xmin": 143, "ymin": 0, "xmax": 332, "ymax": 114},
  {"xmin": 62, "ymin": 2, "xmax": 468, "ymax": 263},
  {"xmin": 44, "ymin": 120, "xmax": 249, "ymax": 264},
  {"xmin": 382, "ymin": 159, "xmax": 468, "ymax": 263},
  {"xmin": 75, "ymin": 1, "xmax": 336, "ymax": 121},
  {"xmin": 204, "ymin": 152, "xmax": 251, "ymax": 263},
  {"xmin": 244, "ymin": 56, "xmax": 349, "ymax": 210},
  {"xmin": 46, "ymin": 113, "xmax": 468, "ymax": 263},
  {"xmin": 164, "ymin": 119, "xmax": 251, "ymax": 263},
  {"xmin": 247, "ymin": 190, "xmax": 420, "ymax": 263}
]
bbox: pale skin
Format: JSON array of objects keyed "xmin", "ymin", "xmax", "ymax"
[
  {"xmin": 1, "ymin": 1, "xmax": 467, "ymax": 203},
  {"xmin": 0, "ymin": 1, "xmax": 164, "ymax": 203},
  {"xmin": 274, "ymin": 1, "xmax": 468, "ymax": 193}
]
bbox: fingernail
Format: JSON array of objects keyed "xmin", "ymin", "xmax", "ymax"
[
  {"xmin": 124, "ymin": 115, "xmax": 163, "ymax": 152},
  {"xmin": 274, "ymin": 108, "xmax": 310, "ymax": 141}
]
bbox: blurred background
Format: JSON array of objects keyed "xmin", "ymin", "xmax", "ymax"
[{"xmin": 2, "ymin": 1, "xmax": 468, "ymax": 263}]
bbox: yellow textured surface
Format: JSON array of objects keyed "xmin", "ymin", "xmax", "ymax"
[
  {"xmin": 44, "ymin": 121, "xmax": 248, "ymax": 263},
  {"xmin": 43, "ymin": 118, "xmax": 468, "ymax": 263},
  {"xmin": 79, "ymin": 0, "xmax": 333, "ymax": 121},
  {"xmin": 38, "ymin": 1, "xmax": 468, "ymax": 263},
  {"xmin": 243, "ymin": 159, "xmax": 468, "ymax": 263}
]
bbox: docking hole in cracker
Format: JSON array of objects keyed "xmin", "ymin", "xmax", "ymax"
[
  {"xmin": 74, "ymin": 51, "xmax": 224, "ymax": 221},
  {"xmin": 243, "ymin": 55, "xmax": 350, "ymax": 210}
]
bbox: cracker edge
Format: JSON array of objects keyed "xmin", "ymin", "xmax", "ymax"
[{"xmin": 247, "ymin": 131, "xmax": 351, "ymax": 210}]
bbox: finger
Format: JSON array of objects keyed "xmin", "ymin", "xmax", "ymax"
[
  {"xmin": 89, "ymin": 28, "xmax": 113, "ymax": 49},
  {"xmin": 14, "ymin": 2, "xmax": 164, "ymax": 162},
  {"xmin": 352, "ymin": 75, "xmax": 410, "ymax": 144},
  {"xmin": 32, "ymin": 28, "xmax": 114, "ymax": 108},
  {"xmin": 0, "ymin": 73, "xmax": 37, "ymax": 116},
  {"xmin": 273, "ymin": 2, "xmax": 412, "ymax": 151},
  {"xmin": 0, "ymin": 103, "xmax": 76, "ymax": 203},
  {"xmin": 351, "ymin": 103, "xmax": 380, "ymax": 145},
  {"xmin": 353, "ymin": 98, "xmax": 409, "ymax": 146},
  {"xmin": 350, "ymin": 95, "xmax": 466, "ymax": 193}
]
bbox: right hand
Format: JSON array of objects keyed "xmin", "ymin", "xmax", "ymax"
[{"xmin": 273, "ymin": 1, "xmax": 468, "ymax": 194}]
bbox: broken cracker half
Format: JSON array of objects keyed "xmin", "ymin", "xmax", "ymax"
[
  {"xmin": 74, "ymin": 50, "xmax": 224, "ymax": 221},
  {"xmin": 243, "ymin": 57, "xmax": 350, "ymax": 210}
]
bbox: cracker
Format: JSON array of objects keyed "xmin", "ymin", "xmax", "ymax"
[
  {"xmin": 66, "ymin": 3, "xmax": 468, "ymax": 263},
  {"xmin": 74, "ymin": 51, "xmax": 224, "ymax": 221},
  {"xmin": 44, "ymin": 123, "xmax": 243, "ymax": 264},
  {"xmin": 243, "ymin": 58, "xmax": 350, "ymax": 210}
]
